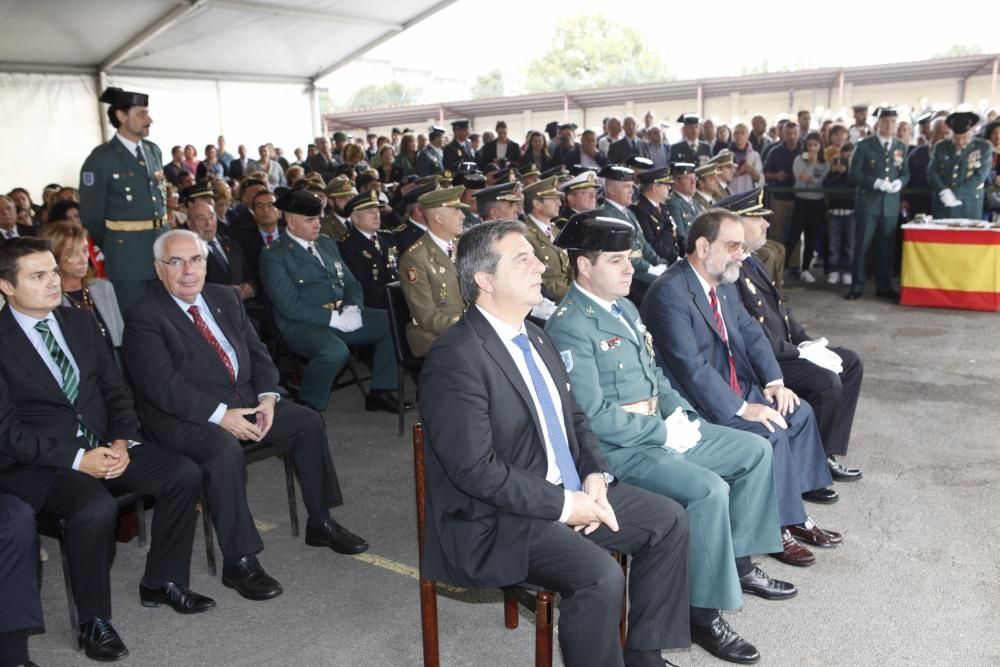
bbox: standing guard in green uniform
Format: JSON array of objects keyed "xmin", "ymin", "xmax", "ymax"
[
  {"xmin": 929, "ymin": 110, "xmax": 994, "ymax": 220},
  {"xmin": 846, "ymin": 107, "xmax": 910, "ymax": 301},
  {"xmin": 545, "ymin": 213, "xmax": 790, "ymax": 666},
  {"xmin": 522, "ymin": 176, "xmax": 572, "ymax": 302},
  {"xmin": 259, "ymin": 188, "xmax": 408, "ymax": 413},
  {"xmin": 80, "ymin": 87, "xmax": 166, "ymax": 310}
]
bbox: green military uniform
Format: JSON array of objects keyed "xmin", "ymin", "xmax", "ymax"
[
  {"xmin": 79, "ymin": 88, "xmax": 166, "ymax": 311},
  {"xmin": 928, "ymin": 133, "xmax": 993, "ymax": 220},
  {"xmin": 848, "ymin": 125, "xmax": 910, "ymax": 296},
  {"xmin": 259, "ymin": 191, "xmax": 397, "ymax": 411},
  {"xmin": 666, "ymin": 190, "xmax": 698, "ymax": 239},
  {"xmin": 546, "ymin": 282, "xmax": 780, "ymax": 610}
]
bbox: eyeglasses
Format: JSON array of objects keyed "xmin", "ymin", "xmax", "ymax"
[
  {"xmin": 719, "ymin": 240, "xmax": 748, "ymax": 253},
  {"xmin": 157, "ymin": 255, "xmax": 206, "ymax": 269}
]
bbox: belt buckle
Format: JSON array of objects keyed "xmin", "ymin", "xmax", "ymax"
[{"xmin": 152, "ymin": 219, "xmax": 162, "ymax": 230}]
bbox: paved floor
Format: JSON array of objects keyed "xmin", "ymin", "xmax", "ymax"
[{"xmin": 26, "ymin": 281, "xmax": 1000, "ymax": 666}]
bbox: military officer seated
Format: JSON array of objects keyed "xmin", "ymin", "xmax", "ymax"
[
  {"xmin": 665, "ymin": 163, "xmax": 699, "ymax": 239},
  {"xmin": 630, "ymin": 166, "xmax": 682, "ymax": 265},
  {"xmin": 259, "ymin": 188, "xmax": 408, "ymax": 413},
  {"xmin": 554, "ymin": 170, "xmax": 600, "ymax": 230},
  {"xmin": 546, "ymin": 212, "xmax": 793, "ymax": 665},
  {"xmin": 320, "ymin": 177, "xmax": 357, "ymax": 240},
  {"xmin": 397, "ymin": 187, "xmax": 468, "ymax": 357},
  {"xmin": 392, "ymin": 183, "xmax": 435, "ymax": 255},
  {"xmin": 336, "ymin": 190, "xmax": 400, "ymax": 310},
  {"xmin": 474, "ymin": 181, "xmax": 523, "ymax": 222},
  {"xmin": 522, "ymin": 176, "xmax": 572, "ymax": 306},
  {"xmin": 452, "ymin": 170, "xmax": 486, "ymax": 229},
  {"xmin": 693, "ymin": 164, "xmax": 721, "ymax": 211}
]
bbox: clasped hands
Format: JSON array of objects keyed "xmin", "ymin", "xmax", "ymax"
[
  {"xmin": 219, "ymin": 395, "xmax": 276, "ymax": 442},
  {"xmin": 567, "ymin": 473, "xmax": 619, "ymax": 536},
  {"xmin": 79, "ymin": 439, "xmax": 131, "ymax": 479},
  {"xmin": 741, "ymin": 384, "xmax": 800, "ymax": 433},
  {"xmin": 874, "ymin": 178, "xmax": 903, "ymax": 194}
]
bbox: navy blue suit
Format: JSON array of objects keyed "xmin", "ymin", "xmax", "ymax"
[
  {"xmin": 0, "ymin": 494, "xmax": 43, "ymax": 639},
  {"xmin": 640, "ymin": 260, "xmax": 832, "ymax": 526}
]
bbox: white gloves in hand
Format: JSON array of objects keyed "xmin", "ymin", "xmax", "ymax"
[
  {"xmin": 874, "ymin": 178, "xmax": 889, "ymax": 192},
  {"xmin": 887, "ymin": 179, "xmax": 902, "ymax": 194},
  {"xmin": 647, "ymin": 263, "xmax": 667, "ymax": 276},
  {"xmin": 798, "ymin": 338, "xmax": 843, "ymax": 374},
  {"xmin": 330, "ymin": 305, "xmax": 363, "ymax": 332},
  {"xmin": 664, "ymin": 407, "xmax": 702, "ymax": 453},
  {"xmin": 939, "ymin": 188, "xmax": 962, "ymax": 208},
  {"xmin": 530, "ymin": 298, "xmax": 558, "ymax": 320}
]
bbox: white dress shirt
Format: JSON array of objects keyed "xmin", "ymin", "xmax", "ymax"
[
  {"xmin": 475, "ymin": 306, "xmax": 575, "ymax": 522},
  {"xmin": 527, "ymin": 213, "xmax": 554, "ymax": 239},
  {"xmin": 426, "ymin": 230, "xmax": 454, "ymax": 259}
]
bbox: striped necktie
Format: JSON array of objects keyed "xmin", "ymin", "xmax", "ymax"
[
  {"xmin": 33, "ymin": 320, "xmax": 103, "ymax": 448},
  {"xmin": 708, "ymin": 288, "xmax": 741, "ymax": 394}
]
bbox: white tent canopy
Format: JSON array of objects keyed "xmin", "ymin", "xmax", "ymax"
[{"xmin": 0, "ymin": 0, "xmax": 456, "ymax": 198}]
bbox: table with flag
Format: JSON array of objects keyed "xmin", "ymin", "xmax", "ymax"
[{"xmin": 900, "ymin": 221, "xmax": 1000, "ymax": 312}]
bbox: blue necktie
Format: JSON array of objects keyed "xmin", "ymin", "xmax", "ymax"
[{"xmin": 511, "ymin": 334, "xmax": 582, "ymax": 491}]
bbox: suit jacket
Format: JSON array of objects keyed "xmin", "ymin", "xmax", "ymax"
[
  {"xmin": 205, "ymin": 229, "xmax": 253, "ymax": 290},
  {"xmin": 639, "ymin": 260, "xmax": 782, "ymax": 423},
  {"xmin": 227, "ymin": 158, "xmax": 247, "ymax": 180},
  {"xmin": 234, "ymin": 225, "xmax": 276, "ymax": 302},
  {"xmin": 122, "ymin": 283, "xmax": 278, "ymax": 442},
  {"xmin": 561, "ymin": 147, "xmax": 608, "ymax": 169},
  {"xmin": 0, "ymin": 305, "xmax": 139, "ymax": 503},
  {"xmin": 418, "ymin": 306, "xmax": 608, "ymax": 588},
  {"xmin": 306, "ymin": 153, "xmax": 339, "ymax": 182},
  {"xmin": 607, "ymin": 136, "xmax": 650, "ymax": 165},
  {"xmin": 476, "ymin": 139, "xmax": 522, "ymax": 168},
  {"xmin": 631, "ymin": 195, "xmax": 681, "ymax": 264},
  {"xmin": 442, "ymin": 139, "xmax": 475, "ymax": 171},
  {"xmin": 736, "ymin": 255, "xmax": 810, "ymax": 362}
]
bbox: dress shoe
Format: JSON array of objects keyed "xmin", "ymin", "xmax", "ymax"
[
  {"xmin": 738, "ymin": 565, "xmax": 797, "ymax": 600},
  {"xmin": 828, "ymin": 456, "xmax": 863, "ymax": 481},
  {"xmin": 770, "ymin": 529, "xmax": 816, "ymax": 567},
  {"xmin": 802, "ymin": 487, "xmax": 839, "ymax": 504},
  {"xmin": 305, "ymin": 518, "xmax": 369, "ymax": 554},
  {"xmin": 140, "ymin": 581, "xmax": 216, "ymax": 614},
  {"xmin": 690, "ymin": 616, "xmax": 760, "ymax": 664},
  {"xmin": 876, "ymin": 288, "xmax": 900, "ymax": 301},
  {"xmin": 222, "ymin": 555, "xmax": 283, "ymax": 601},
  {"xmin": 78, "ymin": 617, "xmax": 128, "ymax": 661},
  {"xmin": 844, "ymin": 291, "xmax": 862, "ymax": 300},
  {"xmin": 789, "ymin": 517, "xmax": 843, "ymax": 546},
  {"xmin": 623, "ymin": 648, "xmax": 680, "ymax": 667},
  {"xmin": 364, "ymin": 390, "xmax": 414, "ymax": 414}
]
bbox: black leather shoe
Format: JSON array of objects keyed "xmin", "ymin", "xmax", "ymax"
[
  {"xmin": 844, "ymin": 291, "xmax": 862, "ymax": 300},
  {"xmin": 739, "ymin": 565, "xmax": 797, "ymax": 600},
  {"xmin": 305, "ymin": 518, "xmax": 369, "ymax": 555},
  {"xmin": 691, "ymin": 616, "xmax": 760, "ymax": 664},
  {"xmin": 221, "ymin": 555, "xmax": 283, "ymax": 601},
  {"xmin": 802, "ymin": 487, "xmax": 839, "ymax": 504},
  {"xmin": 876, "ymin": 288, "xmax": 900, "ymax": 301},
  {"xmin": 365, "ymin": 390, "xmax": 414, "ymax": 414},
  {"xmin": 140, "ymin": 581, "xmax": 216, "ymax": 614},
  {"xmin": 78, "ymin": 617, "xmax": 128, "ymax": 662},
  {"xmin": 623, "ymin": 648, "xmax": 679, "ymax": 666},
  {"xmin": 828, "ymin": 456, "xmax": 863, "ymax": 481}
]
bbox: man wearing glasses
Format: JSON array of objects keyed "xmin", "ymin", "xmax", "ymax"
[{"xmin": 122, "ymin": 229, "xmax": 369, "ymax": 604}]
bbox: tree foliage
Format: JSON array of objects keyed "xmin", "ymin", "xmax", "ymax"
[
  {"xmin": 933, "ymin": 44, "xmax": 983, "ymax": 59},
  {"xmin": 472, "ymin": 69, "xmax": 505, "ymax": 99},
  {"xmin": 347, "ymin": 81, "xmax": 422, "ymax": 110},
  {"xmin": 523, "ymin": 15, "xmax": 669, "ymax": 93}
]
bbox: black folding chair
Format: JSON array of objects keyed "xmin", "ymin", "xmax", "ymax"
[{"xmin": 385, "ymin": 282, "xmax": 424, "ymax": 436}]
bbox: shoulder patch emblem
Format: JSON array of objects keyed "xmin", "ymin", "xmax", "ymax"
[
  {"xmin": 560, "ymin": 349, "xmax": 573, "ymax": 372},
  {"xmin": 406, "ymin": 267, "xmax": 417, "ymax": 283},
  {"xmin": 82, "ymin": 172, "xmax": 95, "ymax": 186}
]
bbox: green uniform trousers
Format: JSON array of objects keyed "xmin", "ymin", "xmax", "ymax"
[{"xmin": 851, "ymin": 213, "xmax": 895, "ymax": 292}]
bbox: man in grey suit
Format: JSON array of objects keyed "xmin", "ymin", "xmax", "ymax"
[{"xmin": 607, "ymin": 116, "xmax": 651, "ymax": 165}]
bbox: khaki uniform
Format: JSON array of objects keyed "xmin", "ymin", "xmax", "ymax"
[
  {"xmin": 397, "ymin": 237, "xmax": 464, "ymax": 357},
  {"xmin": 523, "ymin": 217, "xmax": 572, "ymax": 302}
]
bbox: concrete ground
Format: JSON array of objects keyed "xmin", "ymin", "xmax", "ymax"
[{"xmin": 27, "ymin": 281, "xmax": 1000, "ymax": 666}]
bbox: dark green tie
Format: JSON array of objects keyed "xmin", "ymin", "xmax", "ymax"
[{"xmin": 33, "ymin": 320, "xmax": 103, "ymax": 449}]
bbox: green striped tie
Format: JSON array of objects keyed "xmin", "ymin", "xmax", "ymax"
[{"xmin": 33, "ymin": 320, "xmax": 103, "ymax": 449}]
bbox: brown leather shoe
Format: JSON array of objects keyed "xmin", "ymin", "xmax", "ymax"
[
  {"xmin": 770, "ymin": 529, "xmax": 816, "ymax": 566},
  {"xmin": 788, "ymin": 519, "xmax": 842, "ymax": 548}
]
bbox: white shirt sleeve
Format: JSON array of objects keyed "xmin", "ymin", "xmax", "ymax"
[
  {"xmin": 558, "ymin": 489, "xmax": 574, "ymax": 523},
  {"xmin": 209, "ymin": 403, "xmax": 228, "ymax": 424},
  {"xmin": 71, "ymin": 448, "xmax": 85, "ymax": 471}
]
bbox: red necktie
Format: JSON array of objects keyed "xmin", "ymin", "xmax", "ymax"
[
  {"xmin": 188, "ymin": 305, "xmax": 236, "ymax": 384},
  {"xmin": 709, "ymin": 287, "xmax": 740, "ymax": 394},
  {"xmin": 265, "ymin": 233, "xmax": 274, "ymax": 246}
]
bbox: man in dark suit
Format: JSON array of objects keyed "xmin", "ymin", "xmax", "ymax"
[
  {"xmin": 305, "ymin": 136, "xmax": 339, "ymax": 183},
  {"xmin": 640, "ymin": 210, "xmax": 842, "ymax": 568},
  {"xmin": 0, "ymin": 237, "xmax": 211, "ymax": 662},
  {"xmin": 227, "ymin": 144, "xmax": 250, "ymax": 181},
  {"xmin": 122, "ymin": 229, "xmax": 369, "ymax": 602},
  {"xmin": 562, "ymin": 129, "xmax": 609, "ymax": 170},
  {"xmin": 234, "ymin": 189, "xmax": 282, "ymax": 298},
  {"xmin": 226, "ymin": 178, "xmax": 267, "ymax": 232},
  {"xmin": 607, "ymin": 115, "xmax": 651, "ymax": 165},
  {"xmin": 631, "ymin": 166, "xmax": 682, "ymax": 265},
  {"xmin": 0, "ymin": 196, "xmax": 36, "ymax": 239},
  {"xmin": 476, "ymin": 120, "xmax": 522, "ymax": 168},
  {"xmin": 0, "ymin": 493, "xmax": 44, "ymax": 667},
  {"xmin": 187, "ymin": 198, "xmax": 255, "ymax": 301},
  {"xmin": 442, "ymin": 119, "xmax": 475, "ymax": 171},
  {"xmin": 420, "ymin": 220, "xmax": 690, "ymax": 667},
  {"xmin": 719, "ymin": 190, "xmax": 865, "ymax": 480}
]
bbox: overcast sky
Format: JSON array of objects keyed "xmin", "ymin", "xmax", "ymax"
[{"xmin": 318, "ymin": 0, "xmax": 1000, "ymax": 105}]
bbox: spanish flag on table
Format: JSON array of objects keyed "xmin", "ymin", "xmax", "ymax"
[{"xmin": 900, "ymin": 224, "xmax": 1000, "ymax": 312}]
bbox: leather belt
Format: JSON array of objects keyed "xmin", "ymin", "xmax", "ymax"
[
  {"xmin": 321, "ymin": 300, "xmax": 344, "ymax": 311},
  {"xmin": 105, "ymin": 219, "xmax": 162, "ymax": 232},
  {"xmin": 620, "ymin": 395, "xmax": 658, "ymax": 416}
]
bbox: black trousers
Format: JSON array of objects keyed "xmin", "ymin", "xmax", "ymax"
[
  {"xmin": 524, "ymin": 482, "xmax": 690, "ymax": 667},
  {"xmin": 0, "ymin": 495, "xmax": 44, "ymax": 634},
  {"xmin": 155, "ymin": 401, "xmax": 343, "ymax": 560},
  {"xmin": 0, "ymin": 445, "xmax": 201, "ymax": 623},
  {"xmin": 779, "ymin": 347, "xmax": 863, "ymax": 457},
  {"xmin": 786, "ymin": 197, "xmax": 826, "ymax": 270}
]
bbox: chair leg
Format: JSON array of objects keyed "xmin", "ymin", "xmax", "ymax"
[
  {"xmin": 617, "ymin": 553, "xmax": 629, "ymax": 647},
  {"xmin": 535, "ymin": 591, "xmax": 554, "ymax": 667},
  {"xmin": 201, "ymin": 500, "xmax": 216, "ymax": 576},
  {"xmin": 56, "ymin": 522, "xmax": 79, "ymax": 646},
  {"xmin": 283, "ymin": 454, "xmax": 299, "ymax": 537},
  {"xmin": 503, "ymin": 590, "xmax": 519, "ymax": 629},
  {"xmin": 419, "ymin": 577, "xmax": 440, "ymax": 667},
  {"xmin": 136, "ymin": 497, "xmax": 147, "ymax": 548},
  {"xmin": 346, "ymin": 356, "xmax": 369, "ymax": 398},
  {"xmin": 397, "ymin": 365, "xmax": 405, "ymax": 438}
]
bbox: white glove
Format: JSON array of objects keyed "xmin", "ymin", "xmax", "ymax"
[
  {"xmin": 330, "ymin": 307, "xmax": 363, "ymax": 332},
  {"xmin": 530, "ymin": 298, "xmax": 557, "ymax": 320},
  {"xmin": 873, "ymin": 178, "xmax": 889, "ymax": 192},
  {"xmin": 888, "ymin": 179, "xmax": 902, "ymax": 194},
  {"xmin": 939, "ymin": 188, "xmax": 962, "ymax": 208},
  {"xmin": 664, "ymin": 407, "xmax": 702, "ymax": 453},
  {"xmin": 647, "ymin": 263, "xmax": 667, "ymax": 276},
  {"xmin": 798, "ymin": 338, "xmax": 843, "ymax": 374}
]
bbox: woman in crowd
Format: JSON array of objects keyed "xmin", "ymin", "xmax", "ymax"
[
  {"xmin": 713, "ymin": 125, "xmax": 732, "ymax": 155},
  {"xmin": 342, "ymin": 143, "xmax": 368, "ymax": 173},
  {"xmin": 182, "ymin": 144, "xmax": 199, "ymax": 174},
  {"xmin": 519, "ymin": 131, "xmax": 552, "ymax": 172},
  {"xmin": 200, "ymin": 144, "xmax": 225, "ymax": 180},
  {"xmin": 48, "ymin": 199, "xmax": 105, "ymax": 277},
  {"xmin": 39, "ymin": 221, "xmax": 122, "ymax": 348},
  {"xmin": 896, "ymin": 121, "xmax": 914, "ymax": 154},
  {"xmin": 728, "ymin": 123, "xmax": 764, "ymax": 195},
  {"xmin": 789, "ymin": 130, "xmax": 830, "ymax": 283},
  {"xmin": 164, "ymin": 183, "xmax": 187, "ymax": 228},
  {"xmin": 822, "ymin": 143, "xmax": 855, "ymax": 285},
  {"xmin": 391, "ymin": 133, "xmax": 419, "ymax": 181},
  {"xmin": 371, "ymin": 144, "xmax": 395, "ymax": 182}
]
